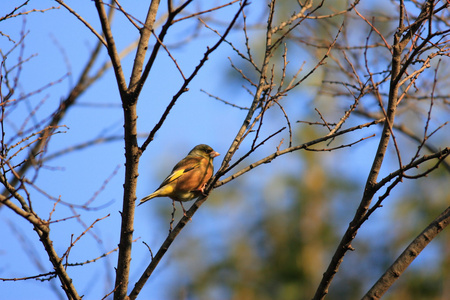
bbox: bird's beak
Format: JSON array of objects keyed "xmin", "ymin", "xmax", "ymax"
[{"xmin": 210, "ymin": 151, "xmax": 220, "ymax": 158}]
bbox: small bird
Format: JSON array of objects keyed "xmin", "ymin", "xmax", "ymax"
[{"xmin": 138, "ymin": 144, "xmax": 220, "ymax": 212}]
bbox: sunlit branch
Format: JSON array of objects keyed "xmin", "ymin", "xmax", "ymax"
[
  {"xmin": 216, "ymin": 118, "xmax": 385, "ymax": 188},
  {"xmin": 362, "ymin": 206, "xmax": 450, "ymax": 299}
]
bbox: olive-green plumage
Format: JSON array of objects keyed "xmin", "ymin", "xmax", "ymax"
[{"xmin": 138, "ymin": 144, "xmax": 219, "ymax": 206}]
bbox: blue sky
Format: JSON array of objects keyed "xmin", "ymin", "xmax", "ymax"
[
  {"xmin": 1, "ymin": 2, "xmax": 285, "ymax": 298},
  {"xmin": 1, "ymin": 1, "xmax": 449, "ymax": 299}
]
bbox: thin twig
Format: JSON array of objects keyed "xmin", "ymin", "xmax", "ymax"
[
  {"xmin": 55, "ymin": 0, "xmax": 106, "ymax": 46},
  {"xmin": 200, "ymin": 89, "xmax": 249, "ymax": 110},
  {"xmin": 61, "ymin": 214, "xmax": 111, "ymax": 260},
  {"xmin": 216, "ymin": 118, "xmax": 385, "ymax": 188},
  {"xmin": 305, "ymin": 134, "xmax": 375, "ymax": 151}
]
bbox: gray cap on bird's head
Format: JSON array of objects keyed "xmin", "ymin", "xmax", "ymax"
[{"xmin": 189, "ymin": 144, "xmax": 220, "ymax": 158}]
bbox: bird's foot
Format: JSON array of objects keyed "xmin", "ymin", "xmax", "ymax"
[
  {"xmin": 179, "ymin": 202, "xmax": 191, "ymax": 220},
  {"xmin": 196, "ymin": 183, "xmax": 208, "ymax": 196}
]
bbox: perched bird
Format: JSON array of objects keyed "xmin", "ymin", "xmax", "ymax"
[{"xmin": 138, "ymin": 144, "xmax": 220, "ymax": 212}]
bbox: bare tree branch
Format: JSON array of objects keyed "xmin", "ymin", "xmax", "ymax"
[
  {"xmin": 140, "ymin": 0, "xmax": 249, "ymax": 153},
  {"xmin": 55, "ymin": 0, "xmax": 106, "ymax": 46},
  {"xmin": 94, "ymin": 0, "xmax": 128, "ymax": 93},
  {"xmin": 362, "ymin": 206, "xmax": 450, "ymax": 300},
  {"xmin": 129, "ymin": 2, "xmax": 249, "ymax": 298},
  {"xmin": 313, "ymin": 2, "xmax": 445, "ymax": 298}
]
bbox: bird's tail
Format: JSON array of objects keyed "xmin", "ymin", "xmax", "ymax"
[{"xmin": 137, "ymin": 193, "xmax": 157, "ymax": 206}]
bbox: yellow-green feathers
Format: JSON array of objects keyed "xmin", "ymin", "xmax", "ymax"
[{"xmin": 138, "ymin": 144, "xmax": 219, "ymax": 206}]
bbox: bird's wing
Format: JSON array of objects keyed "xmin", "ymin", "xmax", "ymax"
[{"xmin": 158, "ymin": 156, "xmax": 203, "ymax": 188}]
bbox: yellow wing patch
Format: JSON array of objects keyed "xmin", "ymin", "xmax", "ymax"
[{"xmin": 159, "ymin": 158, "xmax": 202, "ymax": 187}]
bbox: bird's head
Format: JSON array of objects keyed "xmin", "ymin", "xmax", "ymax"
[{"xmin": 189, "ymin": 144, "xmax": 220, "ymax": 159}]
